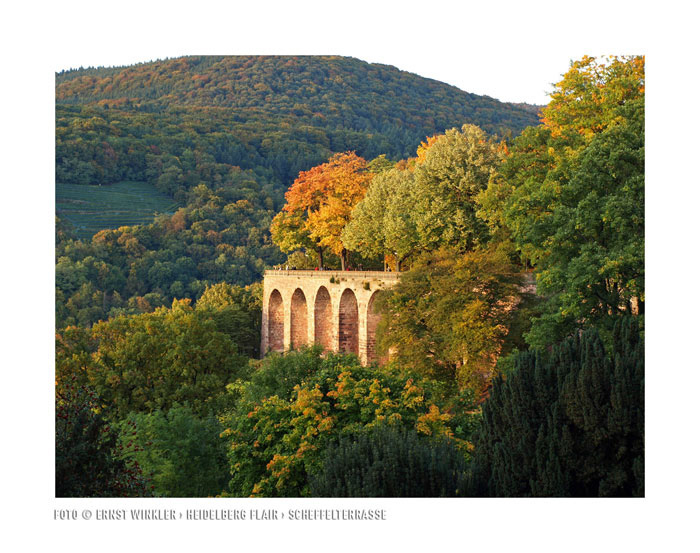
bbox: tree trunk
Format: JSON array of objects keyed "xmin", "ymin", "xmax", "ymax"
[
  {"xmin": 396, "ymin": 252, "xmax": 409, "ymax": 272},
  {"xmin": 317, "ymin": 246, "xmax": 324, "ymax": 269},
  {"xmin": 340, "ymin": 248, "xmax": 347, "ymax": 271}
]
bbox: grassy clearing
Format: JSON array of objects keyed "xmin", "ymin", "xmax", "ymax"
[{"xmin": 56, "ymin": 181, "xmax": 180, "ymax": 240}]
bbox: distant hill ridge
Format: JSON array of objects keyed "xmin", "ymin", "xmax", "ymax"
[{"xmin": 56, "ymin": 55, "xmax": 541, "ymax": 139}]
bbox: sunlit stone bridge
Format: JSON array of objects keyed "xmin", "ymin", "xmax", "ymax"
[{"xmin": 261, "ymin": 270, "xmax": 400, "ymax": 365}]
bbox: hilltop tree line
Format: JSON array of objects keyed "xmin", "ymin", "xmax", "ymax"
[
  {"xmin": 56, "ymin": 55, "xmax": 539, "ymax": 145},
  {"xmin": 56, "ymin": 55, "xmax": 644, "ymax": 498}
]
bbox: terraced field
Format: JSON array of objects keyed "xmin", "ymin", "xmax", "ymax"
[{"xmin": 56, "ymin": 181, "xmax": 180, "ymax": 240}]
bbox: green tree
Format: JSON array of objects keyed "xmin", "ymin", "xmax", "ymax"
[
  {"xmin": 56, "ymin": 381, "xmax": 151, "ymax": 497},
  {"xmin": 470, "ymin": 317, "xmax": 644, "ymax": 497},
  {"xmin": 342, "ymin": 167, "xmax": 419, "ymax": 270},
  {"xmin": 88, "ymin": 299, "xmax": 249, "ymax": 418},
  {"xmin": 118, "ymin": 405, "xmax": 229, "ymax": 497},
  {"xmin": 310, "ymin": 425, "xmax": 470, "ymax": 497},
  {"xmin": 532, "ymin": 102, "xmax": 644, "ymax": 345},
  {"xmin": 343, "ymin": 125, "xmax": 502, "ymax": 270},
  {"xmin": 195, "ymin": 282, "xmax": 262, "ymax": 358},
  {"xmin": 376, "ymin": 243, "xmax": 522, "ymax": 391},
  {"xmin": 476, "ymin": 56, "xmax": 645, "ymax": 347},
  {"xmin": 410, "ymin": 124, "xmax": 502, "ymax": 252}
]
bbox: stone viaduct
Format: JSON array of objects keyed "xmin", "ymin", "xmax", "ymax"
[{"xmin": 261, "ymin": 270, "xmax": 400, "ymax": 365}]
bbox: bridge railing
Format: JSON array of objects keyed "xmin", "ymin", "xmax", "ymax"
[{"xmin": 264, "ymin": 269, "xmax": 400, "ymax": 279}]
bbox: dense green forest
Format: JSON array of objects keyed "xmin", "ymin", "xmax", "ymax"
[
  {"xmin": 55, "ymin": 55, "xmax": 540, "ymax": 328},
  {"xmin": 56, "ymin": 55, "xmax": 644, "ymax": 498}
]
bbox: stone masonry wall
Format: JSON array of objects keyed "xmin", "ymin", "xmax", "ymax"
[
  {"xmin": 366, "ymin": 291, "xmax": 381, "ymax": 364},
  {"xmin": 314, "ymin": 286, "xmax": 333, "ymax": 351},
  {"xmin": 261, "ymin": 270, "xmax": 399, "ymax": 365},
  {"xmin": 290, "ymin": 289, "xmax": 308, "ymax": 349}
]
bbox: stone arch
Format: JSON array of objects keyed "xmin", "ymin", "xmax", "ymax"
[
  {"xmin": 366, "ymin": 291, "xmax": 382, "ymax": 364},
  {"xmin": 267, "ymin": 289, "xmax": 284, "ymax": 352},
  {"xmin": 339, "ymin": 288, "xmax": 359, "ymax": 356},
  {"xmin": 290, "ymin": 288, "xmax": 308, "ymax": 349},
  {"xmin": 314, "ymin": 286, "xmax": 333, "ymax": 351}
]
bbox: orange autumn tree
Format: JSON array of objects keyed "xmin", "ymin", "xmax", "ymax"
[
  {"xmin": 415, "ymin": 134, "xmax": 440, "ymax": 163},
  {"xmin": 271, "ymin": 152, "xmax": 373, "ymax": 270}
]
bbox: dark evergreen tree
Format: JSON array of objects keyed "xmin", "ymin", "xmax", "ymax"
[
  {"xmin": 471, "ymin": 317, "xmax": 644, "ymax": 497},
  {"xmin": 310, "ymin": 425, "xmax": 470, "ymax": 497},
  {"xmin": 55, "ymin": 381, "xmax": 151, "ymax": 497}
]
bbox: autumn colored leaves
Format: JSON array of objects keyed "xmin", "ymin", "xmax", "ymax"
[
  {"xmin": 271, "ymin": 152, "xmax": 373, "ymax": 270},
  {"xmin": 271, "ymin": 125, "xmax": 502, "ymax": 272}
]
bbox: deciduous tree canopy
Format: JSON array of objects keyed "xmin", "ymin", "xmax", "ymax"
[{"xmin": 272, "ymin": 152, "xmax": 373, "ymax": 269}]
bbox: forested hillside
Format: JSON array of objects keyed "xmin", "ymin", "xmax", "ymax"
[
  {"xmin": 56, "ymin": 55, "xmax": 644, "ymax": 499},
  {"xmin": 56, "ymin": 56, "xmax": 540, "ymax": 189},
  {"xmin": 56, "ymin": 56, "xmax": 539, "ymax": 145},
  {"xmin": 55, "ymin": 55, "xmax": 540, "ymax": 328}
]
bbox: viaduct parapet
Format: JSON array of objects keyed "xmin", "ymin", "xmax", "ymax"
[{"xmin": 261, "ymin": 270, "xmax": 400, "ymax": 365}]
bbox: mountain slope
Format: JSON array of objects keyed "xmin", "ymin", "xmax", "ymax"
[
  {"xmin": 57, "ymin": 56, "xmax": 540, "ymax": 142},
  {"xmin": 55, "ymin": 55, "xmax": 543, "ymax": 329}
]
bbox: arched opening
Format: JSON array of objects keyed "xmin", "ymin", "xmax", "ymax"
[
  {"xmin": 314, "ymin": 286, "xmax": 333, "ymax": 351},
  {"xmin": 290, "ymin": 288, "xmax": 308, "ymax": 349},
  {"xmin": 267, "ymin": 289, "xmax": 284, "ymax": 352},
  {"xmin": 339, "ymin": 288, "xmax": 359, "ymax": 356},
  {"xmin": 366, "ymin": 291, "xmax": 381, "ymax": 364}
]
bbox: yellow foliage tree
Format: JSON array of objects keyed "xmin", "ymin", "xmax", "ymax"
[
  {"xmin": 272, "ymin": 151, "xmax": 373, "ymax": 269},
  {"xmin": 542, "ymin": 55, "xmax": 645, "ymax": 142}
]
